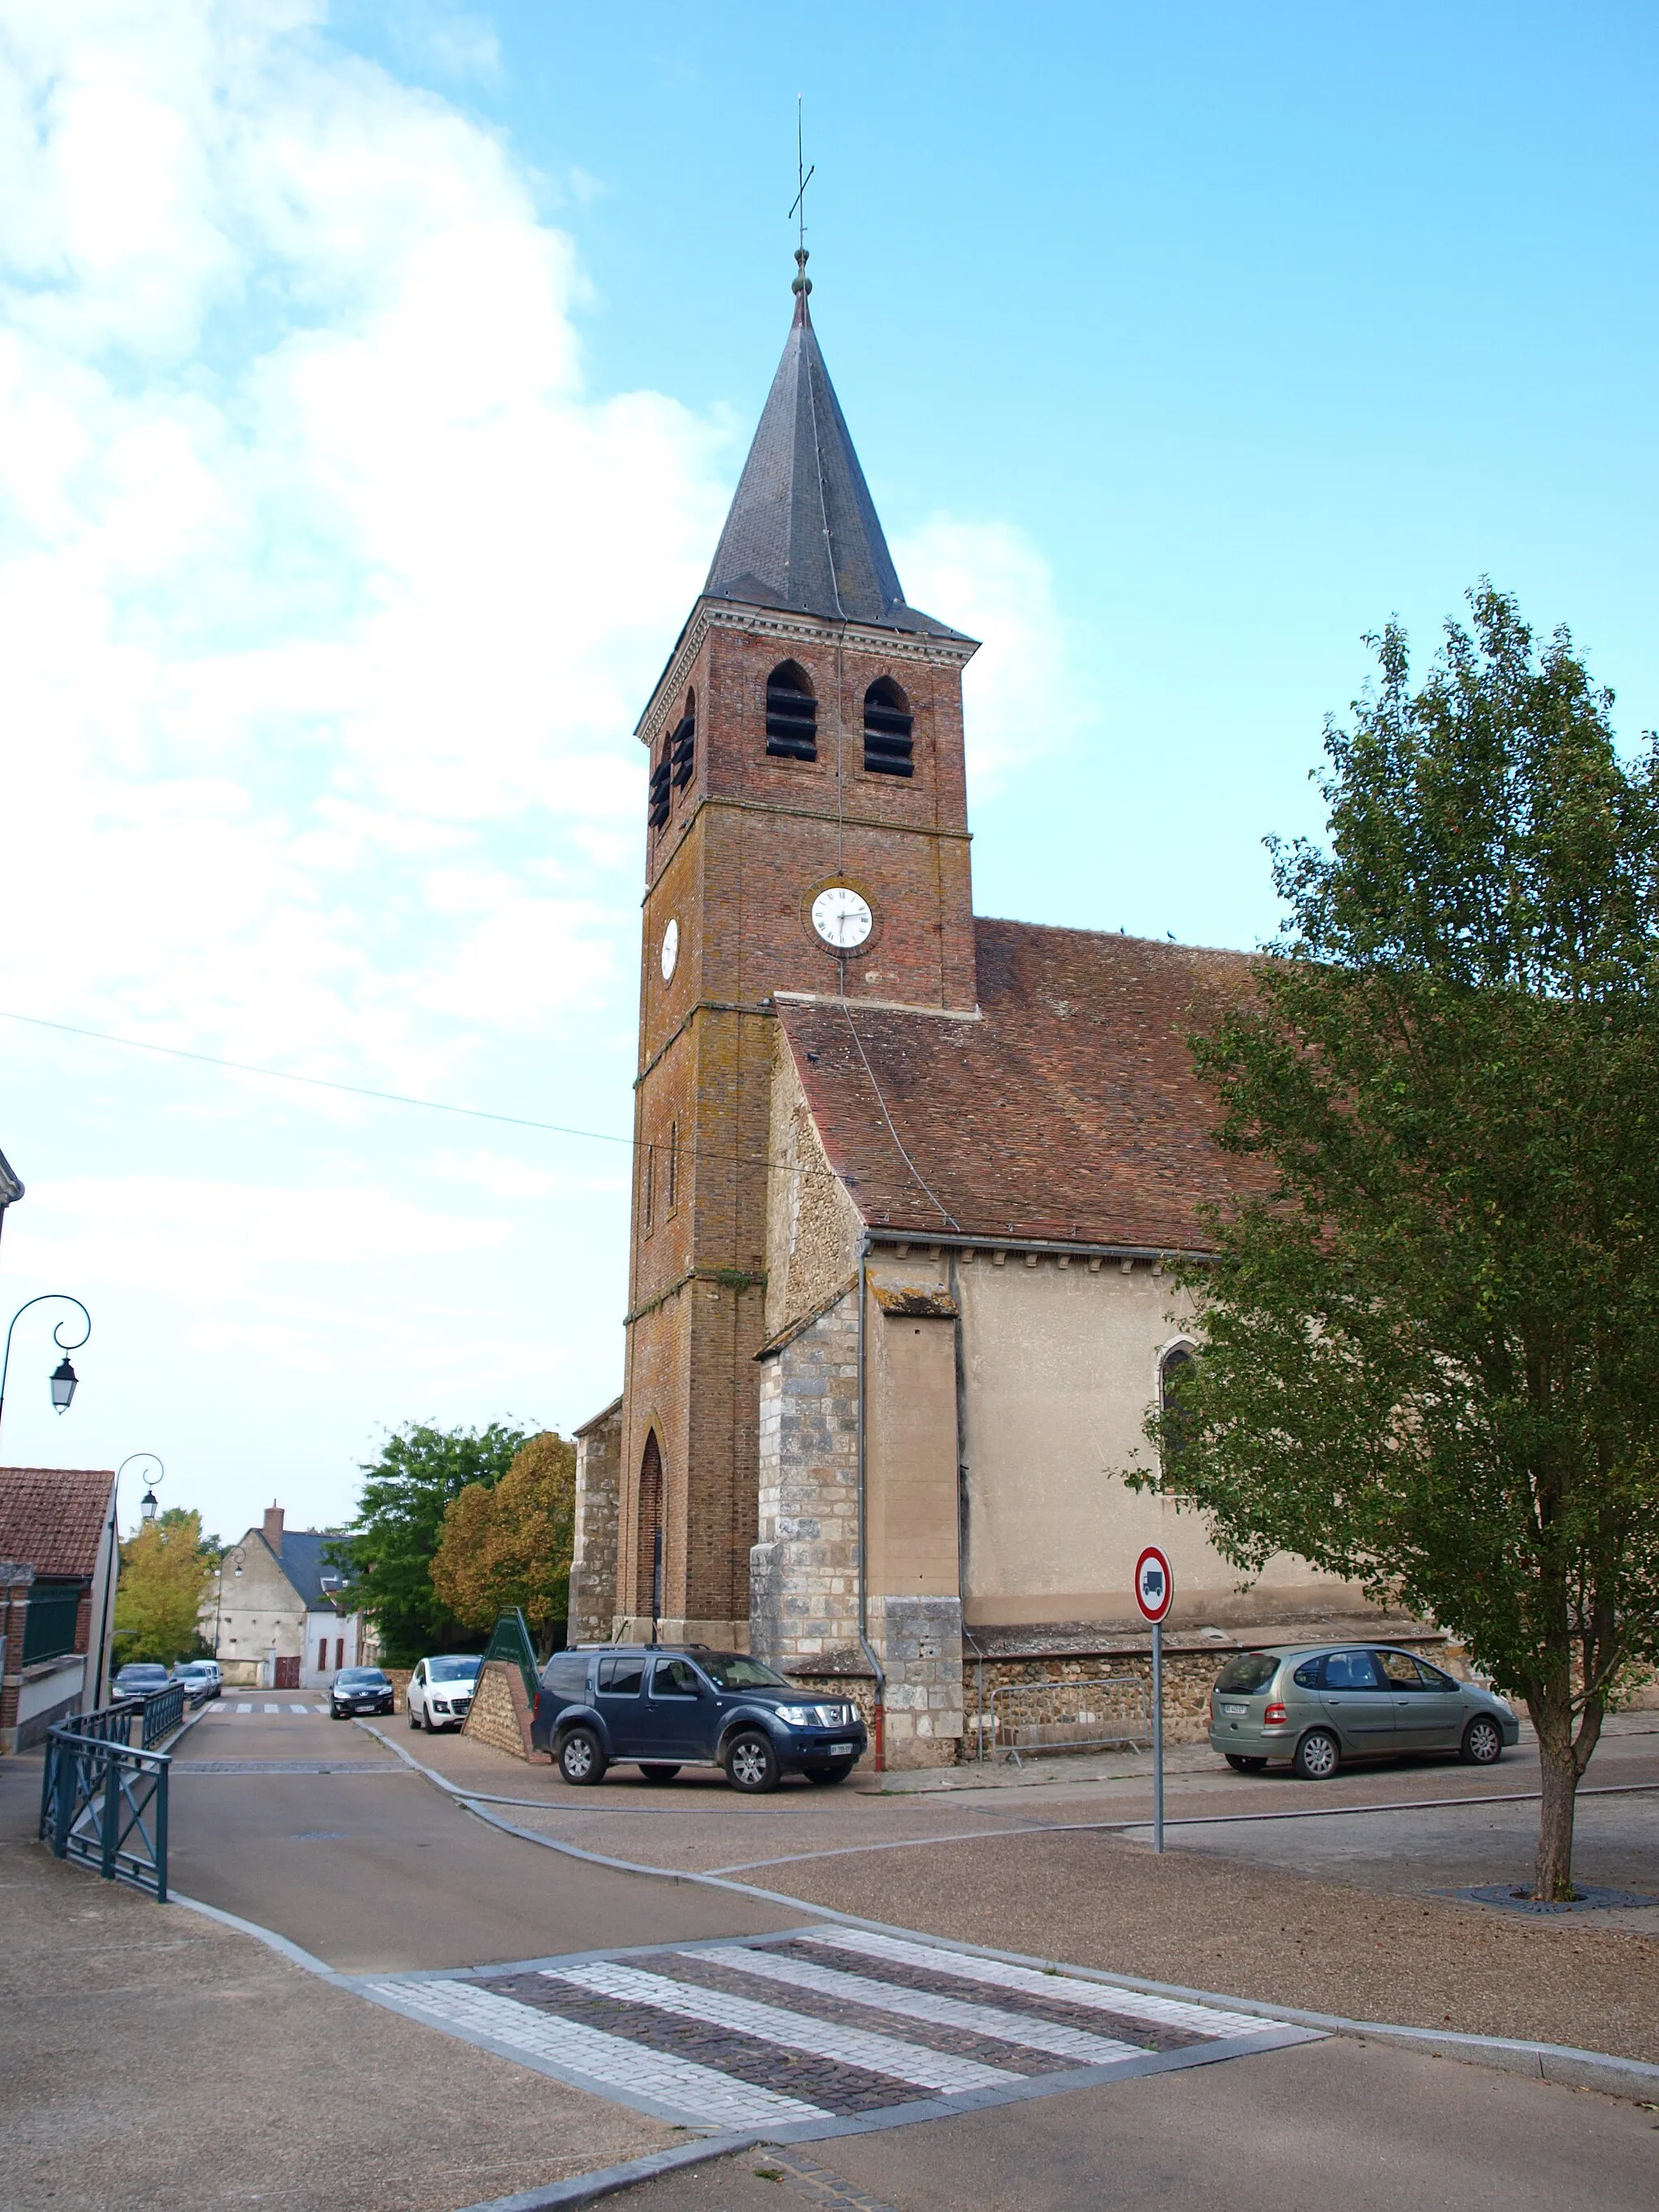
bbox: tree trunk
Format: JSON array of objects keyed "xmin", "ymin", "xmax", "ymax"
[{"xmin": 1530, "ymin": 1673, "xmax": 1581, "ymax": 1902}]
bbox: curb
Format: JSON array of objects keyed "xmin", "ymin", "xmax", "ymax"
[
  {"xmin": 360, "ymin": 1722, "xmax": 1659, "ymax": 2111},
  {"xmin": 451, "ymin": 2137, "xmax": 770, "ymax": 2212}
]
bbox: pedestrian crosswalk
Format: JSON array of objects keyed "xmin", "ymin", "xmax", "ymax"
[
  {"xmin": 208, "ymin": 1701, "xmax": 326, "ymax": 1715},
  {"xmin": 360, "ymin": 1926, "xmax": 1313, "ymax": 2137}
]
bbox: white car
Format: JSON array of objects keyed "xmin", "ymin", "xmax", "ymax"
[
  {"xmin": 172, "ymin": 1660, "xmax": 221, "ymax": 1703},
  {"xmin": 407, "ymin": 1653, "xmax": 482, "ymax": 1732}
]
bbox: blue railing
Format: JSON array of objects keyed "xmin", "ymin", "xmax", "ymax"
[{"xmin": 36, "ymin": 1687, "xmax": 186, "ymax": 1900}]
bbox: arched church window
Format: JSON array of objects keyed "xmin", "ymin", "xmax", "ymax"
[
  {"xmin": 765, "ymin": 662, "xmax": 817, "ymax": 760},
  {"xmin": 863, "ymin": 678, "xmax": 914, "ymax": 777},
  {"xmin": 636, "ymin": 1431, "xmax": 664, "ymax": 1621},
  {"xmin": 647, "ymin": 729, "xmax": 672, "ymax": 829},
  {"xmin": 669, "ymin": 690, "xmax": 696, "ymax": 793},
  {"xmin": 1159, "ymin": 1343, "xmax": 1196, "ymax": 1482}
]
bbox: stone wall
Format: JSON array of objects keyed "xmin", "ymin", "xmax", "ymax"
[
  {"xmin": 569, "ymin": 1399, "xmax": 622, "ymax": 1647},
  {"xmin": 751, "ymin": 1286, "xmax": 863, "ymax": 1669},
  {"xmin": 463, "ymin": 1659, "xmax": 534, "ymax": 1761}
]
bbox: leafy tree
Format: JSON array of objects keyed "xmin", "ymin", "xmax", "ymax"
[
  {"xmin": 1133, "ymin": 586, "xmax": 1659, "ymax": 1901},
  {"xmin": 429, "ymin": 1430, "xmax": 577, "ymax": 1658},
  {"xmin": 113, "ymin": 1507, "xmax": 218, "ymax": 1666},
  {"xmin": 336, "ymin": 1421, "xmax": 530, "ymax": 1664}
]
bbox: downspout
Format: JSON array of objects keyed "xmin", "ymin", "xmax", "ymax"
[{"xmin": 855, "ymin": 1230, "xmax": 885, "ymax": 1771}]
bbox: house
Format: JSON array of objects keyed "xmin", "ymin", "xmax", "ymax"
[
  {"xmin": 569, "ymin": 258, "xmax": 1405, "ymax": 1767},
  {"xmin": 0, "ymin": 1466, "xmax": 120, "ymax": 1751},
  {"xmin": 208, "ymin": 1505, "xmax": 372, "ymax": 1690}
]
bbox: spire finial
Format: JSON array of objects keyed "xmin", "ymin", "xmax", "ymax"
[{"xmin": 788, "ymin": 94, "xmax": 814, "ymax": 297}]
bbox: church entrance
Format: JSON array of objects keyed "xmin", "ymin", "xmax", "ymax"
[{"xmin": 635, "ymin": 1432, "xmax": 663, "ymax": 1626}]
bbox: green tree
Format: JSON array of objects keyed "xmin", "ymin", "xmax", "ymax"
[
  {"xmin": 429, "ymin": 1430, "xmax": 577, "ymax": 1659},
  {"xmin": 1132, "ymin": 586, "xmax": 1659, "ymax": 1901},
  {"xmin": 113, "ymin": 1507, "xmax": 217, "ymax": 1666},
  {"xmin": 336, "ymin": 1421, "xmax": 530, "ymax": 1664}
]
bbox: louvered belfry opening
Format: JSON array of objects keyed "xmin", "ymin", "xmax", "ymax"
[
  {"xmin": 647, "ymin": 731, "xmax": 672, "ymax": 829},
  {"xmin": 765, "ymin": 661, "xmax": 817, "ymax": 759},
  {"xmin": 863, "ymin": 677, "xmax": 914, "ymax": 776},
  {"xmin": 669, "ymin": 691, "xmax": 696, "ymax": 790}
]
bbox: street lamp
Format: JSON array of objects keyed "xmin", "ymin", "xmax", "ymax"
[
  {"xmin": 0, "ymin": 1294, "xmax": 92, "ymax": 1448},
  {"xmin": 93, "ymin": 1452, "xmax": 164, "ymax": 1709}
]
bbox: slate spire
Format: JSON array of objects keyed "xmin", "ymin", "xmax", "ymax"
[{"xmin": 703, "ymin": 254, "xmax": 962, "ymax": 638}]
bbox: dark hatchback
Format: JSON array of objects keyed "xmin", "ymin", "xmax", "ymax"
[
  {"xmin": 530, "ymin": 1646, "xmax": 868, "ymax": 1793},
  {"xmin": 330, "ymin": 1666, "xmax": 394, "ymax": 1719}
]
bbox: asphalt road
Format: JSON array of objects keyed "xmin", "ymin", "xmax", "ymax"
[{"xmin": 161, "ymin": 1707, "xmax": 1659, "ymax": 2211}]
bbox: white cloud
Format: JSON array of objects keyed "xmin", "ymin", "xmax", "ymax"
[{"xmin": 894, "ymin": 516, "xmax": 1091, "ymax": 791}]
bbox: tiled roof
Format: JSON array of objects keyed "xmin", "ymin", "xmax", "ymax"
[
  {"xmin": 0, "ymin": 1467, "xmax": 115, "ymax": 1579},
  {"xmin": 778, "ymin": 920, "xmax": 1269, "ymax": 1251},
  {"xmin": 274, "ymin": 1528, "xmax": 354, "ymax": 1612},
  {"xmin": 703, "ymin": 288, "xmax": 967, "ymax": 641}
]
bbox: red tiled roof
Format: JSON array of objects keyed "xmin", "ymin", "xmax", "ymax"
[
  {"xmin": 0, "ymin": 1468, "xmax": 116, "ymax": 1579},
  {"xmin": 778, "ymin": 919, "xmax": 1269, "ymax": 1250}
]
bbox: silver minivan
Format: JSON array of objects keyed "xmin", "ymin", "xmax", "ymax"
[{"xmin": 1209, "ymin": 1644, "xmax": 1520, "ymax": 1779}]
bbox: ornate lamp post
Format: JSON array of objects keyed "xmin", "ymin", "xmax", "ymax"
[
  {"xmin": 92, "ymin": 1451, "xmax": 163, "ymax": 1709},
  {"xmin": 0, "ymin": 1294, "xmax": 92, "ymax": 1449}
]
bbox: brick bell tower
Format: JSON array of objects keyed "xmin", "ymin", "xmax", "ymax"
[{"xmin": 613, "ymin": 249, "xmax": 979, "ymax": 1645}]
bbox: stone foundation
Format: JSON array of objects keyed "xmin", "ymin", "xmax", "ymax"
[{"xmin": 462, "ymin": 1659, "xmax": 534, "ymax": 1760}]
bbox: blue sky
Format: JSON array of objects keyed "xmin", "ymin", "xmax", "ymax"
[{"xmin": 0, "ymin": 2, "xmax": 1653, "ymax": 1541}]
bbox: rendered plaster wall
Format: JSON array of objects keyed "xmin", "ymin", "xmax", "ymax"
[
  {"xmin": 762, "ymin": 1042, "xmax": 863, "ymax": 1344},
  {"xmin": 211, "ymin": 1538, "xmax": 304, "ymax": 1681},
  {"xmin": 955, "ymin": 1251, "xmax": 1357, "ymax": 1630},
  {"xmin": 569, "ymin": 1402, "xmax": 622, "ymax": 1647}
]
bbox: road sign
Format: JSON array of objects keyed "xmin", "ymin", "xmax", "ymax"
[{"xmin": 1133, "ymin": 1545, "xmax": 1174, "ymax": 1624}]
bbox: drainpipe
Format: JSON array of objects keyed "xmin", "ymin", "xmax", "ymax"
[{"xmin": 855, "ymin": 1231, "xmax": 886, "ymax": 1771}]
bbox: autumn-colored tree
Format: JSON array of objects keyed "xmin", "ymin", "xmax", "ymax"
[
  {"xmin": 113, "ymin": 1507, "xmax": 217, "ymax": 1666},
  {"xmin": 429, "ymin": 1430, "xmax": 577, "ymax": 1656}
]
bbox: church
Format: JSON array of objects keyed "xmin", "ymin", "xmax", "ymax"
[{"xmin": 566, "ymin": 252, "xmax": 1390, "ymax": 1767}]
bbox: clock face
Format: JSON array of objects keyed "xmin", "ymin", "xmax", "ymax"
[
  {"xmin": 811, "ymin": 886, "xmax": 873, "ymax": 951},
  {"xmin": 659, "ymin": 918, "xmax": 680, "ymax": 981}
]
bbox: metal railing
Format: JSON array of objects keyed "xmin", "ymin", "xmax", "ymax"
[
  {"xmin": 39, "ymin": 1700, "xmax": 173, "ymax": 1899},
  {"xmin": 139, "ymin": 1681, "xmax": 186, "ymax": 1745},
  {"xmin": 974, "ymin": 1674, "xmax": 1151, "ymax": 1767},
  {"xmin": 483, "ymin": 1607, "xmax": 540, "ymax": 1709}
]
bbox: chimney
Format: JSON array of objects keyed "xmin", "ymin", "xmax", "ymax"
[{"xmin": 263, "ymin": 1503, "xmax": 284, "ymax": 1550}]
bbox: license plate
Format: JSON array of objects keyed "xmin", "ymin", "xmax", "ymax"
[
  {"xmin": 1222, "ymin": 1703, "xmax": 1247, "ymax": 1717},
  {"xmin": 827, "ymin": 1743, "xmax": 855, "ymax": 1757}
]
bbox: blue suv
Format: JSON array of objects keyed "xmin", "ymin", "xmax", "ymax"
[{"xmin": 530, "ymin": 1646, "xmax": 868, "ymax": 1793}]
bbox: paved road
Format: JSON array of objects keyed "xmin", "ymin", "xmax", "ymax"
[{"xmin": 158, "ymin": 1707, "xmax": 1659, "ymax": 2211}]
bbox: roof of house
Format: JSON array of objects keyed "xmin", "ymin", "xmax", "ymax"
[
  {"xmin": 0, "ymin": 1468, "xmax": 114, "ymax": 1579},
  {"xmin": 0, "ymin": 1146, "xmax": 22, "ymax": 1207},
  {"xmin": 271, "ymin": 1528, "xmax": 354, "ymax": 1612},
  {"xmin": 702, "ymin": 283, "xmax": 968, "ymax": 641},
  {"xmin": 778, "ymin": 919, "xmax": 1271, "ymax": 1251}
]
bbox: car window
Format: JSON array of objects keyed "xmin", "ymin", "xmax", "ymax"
[
  {"xmin": 651, "ymin": 1658, "xmax": 702, "ymax": 1698},
  {"xmin": 597, "ymin": 1655, "xmax": 646, "ymax": 1697},
  {"xmin": 544, "ymin": 1652, "xmax": 588, "ymax": 1700},
  {"xmin": 1213, "ymin": 1654, "xmax": 1278, "ymax": 1695},
  {"xmin": 699, "ymin": 1654, "xmax": 793, "ymax": 1691},
  {"xmin": 1291, "ymin": 1660, "xmax": 1321, "ymax": 1689},
  {"xmin": 1417, "ymin": 1660, "xmax": 1457, "ymax": 1691},
  {"xmin": 1323, "ymin": 1651, "xmax": 1381, "ymax": 1690},
  {"xmin": 1375, "ymin": 1650, "xmax": 1428, "ymax": 1689},
  {"xmin": 429, "ymin": 1657, "xmax": 480, "ymax": 1682}
]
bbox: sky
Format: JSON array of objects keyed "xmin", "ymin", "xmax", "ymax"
[{"xmin": 1, "ymin": 2, "xmax": 1654, "ymax": 1541}]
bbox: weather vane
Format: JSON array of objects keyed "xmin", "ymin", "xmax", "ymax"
[{"xmin": 789, "ymin": 94, "xmax": 813, "ymax": 296}]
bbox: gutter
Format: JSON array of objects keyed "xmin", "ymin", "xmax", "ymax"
[{"xmin": 855, "ymin": 1230, "xmax": 885, "ymax": 1770}]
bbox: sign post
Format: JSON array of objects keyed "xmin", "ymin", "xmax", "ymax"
[{"xmin": 1133, "ymin": 1545, "xmax": 1175, "ymax": 1853}]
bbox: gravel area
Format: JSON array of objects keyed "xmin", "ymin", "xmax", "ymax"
[{"xmin": 763, "ymin": 1826, "xmax": 1659, "ymax": 2063}]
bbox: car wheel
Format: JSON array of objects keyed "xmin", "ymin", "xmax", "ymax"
[
  {"xmin": 1292, "ymin": 1728, "xmax": 1340, "ymax": 1780},
  {"xmin": 804, "ymin": 1758, "xmax": 854, "ymax": 1786},
  {"xmin": 1461, "ymin": 1714, "xmax": 1503, "ymax": 1766},
  {"xmin": 558, "ymin": 1728, "xmax": 607, "ymax": 1786},
  {"xmin": 724, "ymin": 1730, "xmax": 780, "ymax": 1794},
  {"xmin": 638, "ymin": 1763, "xmax": 681, "ymax": 1783},
  {"xmin": 1225, "ymin": 1754, "xmax": 1268, "ymax": 1773}
]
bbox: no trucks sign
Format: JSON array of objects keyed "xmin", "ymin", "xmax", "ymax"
[{"xmin": 1134, "ymin": 1545, "xmax": 1174, "ymax": 1624}]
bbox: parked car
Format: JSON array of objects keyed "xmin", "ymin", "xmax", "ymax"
[
  {"xmin": 329, "ymin": 1666, "xmax": 395, "ymax": 1719},
  {"xmin": 530, "ymin": 1645, "xmax": 868, "ymax": 1793},
  {"xmin": 1209, "ymin": 1644, "xmax": 1520, "ymax": 1779},
  {"xmin": 172, "ymin": 1660, "xmax": 221, "ymax": 1703},
  {"xmin": 113, "ymin": 1662, "xmax": 171, "ymax": 1701},
  {"xmin": 407, "ymin": 1654, "xmax": 482, "ymax": 1733}
]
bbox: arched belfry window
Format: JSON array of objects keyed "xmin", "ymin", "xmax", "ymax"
[
  {"xmin": 636, "ymin": 1431, "xmax": 664, "ymax": 1621},
  {"xmin": 647, "ymin": 730, "xmax": 672, "ymax": 829},
  {"xmin": 765, "ymin": 662, "xmax": 817, "ymax": 760},
  {"xmin": 863, "ymin": 678, "xmax": 914, "ymax": 777},
  {"xmin": 1159, "ymin": 1343, "xmax": 1196, "ymax": 1482},
  {"xmin": 669, "ymin": 690, "xmax": 696, "ymax": 792}
]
